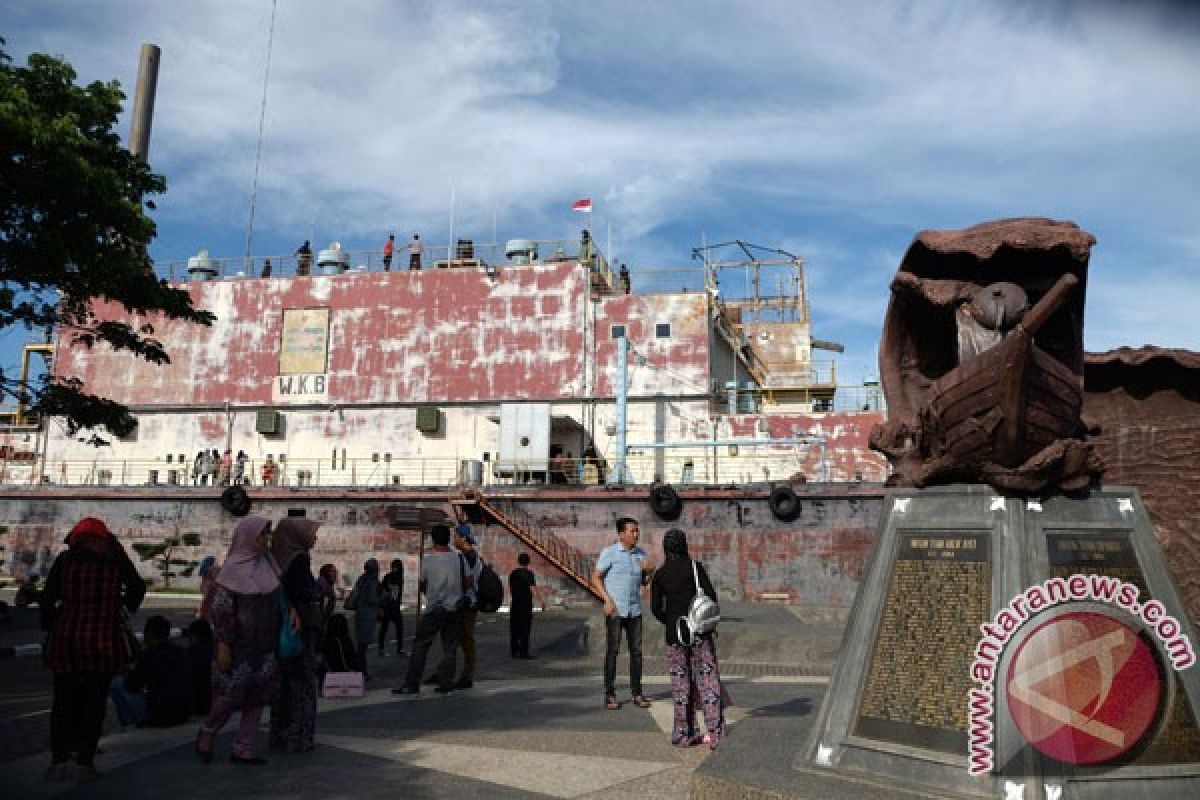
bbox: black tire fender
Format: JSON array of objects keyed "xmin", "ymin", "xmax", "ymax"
[
  {"xmin": 220, "ymin": 486, "xmax": 252, "ymax": 517},
  {"xmin": 768, "ymin": 485, "xmax": 801, "ymax": 521},
  {"xmin": 649, "ymin": 483, "xmax": 683, "ymax": 521}
]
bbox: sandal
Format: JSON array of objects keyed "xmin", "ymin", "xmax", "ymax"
[
  {"xmin": 605, "ymin": 695, "xmax": 621, "ymax": 710},
  {"xmin": 194, "ymin": 732, "xmax": 214, "ymax": 764}
]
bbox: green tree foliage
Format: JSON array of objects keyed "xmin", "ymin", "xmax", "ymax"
[
  {"xmin": 132, "ymin": 532, "xmax": 203, "ymax": 589},
  {"xmin": 0, "ymin": 39, "xmax": 214, "ymax": 443}
]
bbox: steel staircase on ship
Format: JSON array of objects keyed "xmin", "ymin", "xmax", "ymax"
[{"xmin": 451, "ymin": 491, "xmax": 603, "ymax": 602}]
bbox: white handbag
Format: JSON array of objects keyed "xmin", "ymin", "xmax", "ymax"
[{"xmin": 677, "ymin": 559, "xmax": 720, "ymax": 645}]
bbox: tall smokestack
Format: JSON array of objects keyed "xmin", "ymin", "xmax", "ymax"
[{"xmin": 129, "ymin": 43, "xmax": 161, "ymax": 161}]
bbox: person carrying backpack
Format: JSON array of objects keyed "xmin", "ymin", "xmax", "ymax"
[
  {"xmin": 650, "ymin": 528, "xmax": 725, "ymax": 750},
  {"xmin": 431, "ymin": 524, "xmax": 482, "ymax": 689}
]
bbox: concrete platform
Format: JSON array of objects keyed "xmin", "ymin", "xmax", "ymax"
[{"xmin": 0, "ymin": 599, "xmax": 1000, "ymax": 799}]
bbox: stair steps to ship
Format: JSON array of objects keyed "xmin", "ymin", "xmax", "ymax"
[{"xmin": 451, "ymin": 492, "xmax": 602, "ymax": 602}]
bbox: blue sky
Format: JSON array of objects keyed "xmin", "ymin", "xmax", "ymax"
[{"xmin": 3, "ymin": 0, "xmax": 1199, "ymax": 387}]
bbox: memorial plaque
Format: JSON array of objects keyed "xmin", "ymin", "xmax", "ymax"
[
  {"xmin": 854, "ymin": 532, "xmax": 991, "ymax": 753},
  {"xmin": 1048, "ymin": 531, "xmax": 1148, "ymax": 599},
  {"xmin": 1045, "ymin": 531, "xmax": 1200, "ymax": 764}
]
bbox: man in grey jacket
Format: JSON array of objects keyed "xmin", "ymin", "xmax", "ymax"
[{"xmin": 392, "ymin": 525, "xmax": 466, "ymax": 695}]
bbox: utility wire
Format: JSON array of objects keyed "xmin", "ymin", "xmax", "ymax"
[{"xmin": 243, "ymin": 0, "xmax": 278, "ymax": 265}]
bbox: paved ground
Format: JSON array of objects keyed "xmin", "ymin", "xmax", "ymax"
[{"xmin": 1, "ymin": 592, "xmax": 958, "ymax": 799}]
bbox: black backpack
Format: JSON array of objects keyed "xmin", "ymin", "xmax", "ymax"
[{"xmin": 475, "ymin": 563, "xmax": 504, "ymax": 613}]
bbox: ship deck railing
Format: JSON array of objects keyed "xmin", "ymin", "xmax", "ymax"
[
  {"xmin": 154, "ymin": 238, "xmax": 614, "ymax": 285},
  {"xmin": 0, "ymin": 452, "xmax": 888, "ymax": 490}
]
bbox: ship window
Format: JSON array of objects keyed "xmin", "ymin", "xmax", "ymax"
[
  {"xmin": 610, "ymin": 324, "xmax": 626, "ymax": 339},
  {"xmin": 655, "ymin": 323, "xmax": 671, "ymax": 339}
]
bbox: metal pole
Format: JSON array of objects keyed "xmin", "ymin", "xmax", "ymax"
[
  {"xmin": 129, "ymin": 43, "xmax": 161, "ymax": 161},
  {"xmin": 224, "ymin": 402, "xmax": 234, "ymax": 465},
  {"xmin": 615, "ymin": 335, "xmax": 628, "ymax": 484}
]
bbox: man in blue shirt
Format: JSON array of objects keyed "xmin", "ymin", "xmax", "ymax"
[{"xmin": 592, "ymin": 517, "xmax": 654, "ymax": 710}]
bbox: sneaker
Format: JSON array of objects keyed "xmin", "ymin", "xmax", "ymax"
[
  {"xmin": 453, "ymin": 678, "xmax": 473, "ymax": 690},
  {"xmin": 631, "ymin": 695, "xmax": 652, "ymax": 709},
  {"xmin": 605, "ymin": 695, "xmax": 621, "ymax": 710},
  {"xmin": 76, "ymin": 764, "xmax": 101, "ymax": 780},
  {"xmin": 44, "ymin": 763, "xmax": 72, "ymax": 781},
  {"xmin": 391, "ymin": 686, "xmax": 419, "ymax": 695},
  {"xmin": 422, "ymin": 675, "xmax": 440, "ymax": 686},
  {"xmin": 434, "ymin": 685, "xmax": 454, "ymax": 695}
]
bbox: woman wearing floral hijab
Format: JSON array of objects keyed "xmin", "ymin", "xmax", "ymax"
[
  {"xmin": 195, "ymin": 516, "xmax": 282, "ymax": 765},
  {"xmin": 41, "ymin": 518, "xmax": 146, "ymax": 780},
  {"xmin": 268, "ymin": 516, "xmax": 320, "ymax": 753},
  {"xmin": 650, "ymin": 528, "xmax": 726, "ymax": 750}
]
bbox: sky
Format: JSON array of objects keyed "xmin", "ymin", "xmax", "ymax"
[{"xmin": 3, "ymin": 0, "xmax": 1199, "ymax": 387}]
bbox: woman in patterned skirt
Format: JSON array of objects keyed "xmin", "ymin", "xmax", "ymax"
[
  {"xmin": 268, "ymin": 516, "xmax": 320, "ymax": 753},
  {"xmin": 649, "ymin": 528, "xmax": 726, "ymax": 749},
  {"xmin": 195, "ymin": 516, "xmax": 282, "ymax": 765}
]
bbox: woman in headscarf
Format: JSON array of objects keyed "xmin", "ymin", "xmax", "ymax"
[
  {"xmin": 316, "ymin": 563, "xmax": 339, "ymax": 628},
  {"xmin": 195, "ymin": 555, "xmax": 219, "ymax": 620},
  {"xmin": 349, "ymin": 559, "xmax": 381, "ymax": 681},
  {"xmin": 195, "ymin": 516, "xmax": 282, "ymax": 765},
  {"xmin": 650, "ymin": 528, "xmax": 726, "ymax": 750},
  {"xmin": 41, "ymin": 517, "xmax": 146, "ymax": 780},
  {"xmin": 268, "ymin": 516, "xmax": 320, "ymax": 753}
]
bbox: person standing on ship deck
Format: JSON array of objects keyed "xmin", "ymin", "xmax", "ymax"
[
  {"xmin": 408, "ymin": 234, "xmax": 423, "ymax": 270},
  {"xmin": 382, "ymin": 234, "xmax": 395, "ymax": 271}
]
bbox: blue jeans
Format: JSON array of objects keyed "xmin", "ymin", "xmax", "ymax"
[{"xmin": 109, "ymin": 676, "xmax": 146, "ymax": 729}]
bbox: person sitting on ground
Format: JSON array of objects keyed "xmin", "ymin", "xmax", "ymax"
[
  {"xmin": 319, "ymin": 613, "xmax": 362, "ymax": 688},
  {"xmin": 186, "ymin": 619, "xmax": 214, "ymax": 716},
  {"xmin": 111, "ymin": 615, "xmax": 193, "ymax": 730},
  {"xmin": 14, "ymin": 573, "xmax": 42, "ymax": 607}
]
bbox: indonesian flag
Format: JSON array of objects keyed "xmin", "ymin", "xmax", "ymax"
[{"xmin": 572, "ymin": 198, "xmax": 593, "ymax": 213}]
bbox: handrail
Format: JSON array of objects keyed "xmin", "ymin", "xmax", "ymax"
[
  {"xmin": 462, "ymin": 493, "xmax": 602, "ymax": 602},
  {"xmin": 154, "ymin": 237, "xmax": 612, "ymax": 283},
  {"xmin": 0, "ymin": 451, "xmax": 888, "ymax": 489}
]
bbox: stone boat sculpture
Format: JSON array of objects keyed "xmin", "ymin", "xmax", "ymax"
[{"xmin": 870, "ymin": 217, "xmax": 1104, "ymax": 493}]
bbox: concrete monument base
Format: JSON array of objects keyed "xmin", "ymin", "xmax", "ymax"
[{"xmin": 805, "ymin": 485, "xmax": 1200, "ymax": 799}]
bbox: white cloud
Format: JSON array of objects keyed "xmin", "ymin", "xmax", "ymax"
[{"xmin": 5, "ymin": 0, "xmax": 1199, "ymax": 377}]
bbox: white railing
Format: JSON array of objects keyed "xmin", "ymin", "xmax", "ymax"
[
  {"xmin": 155, "ymin": 238, "xmax": 612, "ymax": 283},
  {"xmin": 0, "ymin": 452, "xmax": 888, "ymax": 489}
]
